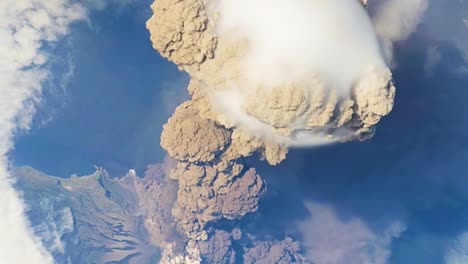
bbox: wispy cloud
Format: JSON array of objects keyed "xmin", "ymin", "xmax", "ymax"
[
  {"xmin": 0, "ymin": 0, "xmax": 87, "ymax": 263},
  {"xmin": 370, "ymin": 0, "xmax": 468, "ymax": 67},
  {"xmin": 298, "ymin": 202, "xmax": 406, "ymax": 264},
  {"xmin": 446, "ymin": 233, "xmax": 468, "ymax": 264},
  {"xmin": 1, "ymin": 0, "xmax": 141, "ymax": 261},
  {"xmin": 372, "ymin": 0, "xmax": 428, "ymax": 42}
]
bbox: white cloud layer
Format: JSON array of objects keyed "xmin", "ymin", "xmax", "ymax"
[
  {"xmin": 0, "ymin": 0, "xmax": 140, "ymax": 262},
  {"xmin": 0, "ymin": 0, "xmax": 87, "ymax": 263},
  {"xmin": 214, "ymin": 0, "xmax": 386, "ymax": 92}
]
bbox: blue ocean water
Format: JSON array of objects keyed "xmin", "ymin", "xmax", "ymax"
[{"xmin": 11, "ymin": 3, "xmax": 189, "ymax": 177}]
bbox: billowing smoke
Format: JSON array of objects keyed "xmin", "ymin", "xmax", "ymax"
[
  {"xmin": 148, "ymin": 0, "xmax": 396, "ymax": 147},
  {"xmin": 207, "ymin": 0, "xmax": 396, "ymax": 146},
  {"xmin": 146, "ymin": 0, "xmax": 398, "ymax": 262}
]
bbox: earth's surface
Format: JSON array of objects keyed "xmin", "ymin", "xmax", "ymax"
[{"xmin": 3, "ymin": 1, "xmax": 468, "ymax": 264}]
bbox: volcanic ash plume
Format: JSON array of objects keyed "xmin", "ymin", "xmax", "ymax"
[
  {"xmin": 148, "ymin": 0, "xmax": 395, "ymax": 147},
  {"xmin": 146, "ymin": 0, "xmax": 396, "ymax": 262},
  {"xmin": 160, "ymin": 100, "xmax": 281, "ymax": 239}
]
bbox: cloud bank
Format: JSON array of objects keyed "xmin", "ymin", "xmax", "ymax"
[
  {"xmin": 0, "ymin": 0, "xmax": 137, "ymax": 262},
  {"xmin": 0, "ymin": 0, "xmax": 87, "ymax": 262}
]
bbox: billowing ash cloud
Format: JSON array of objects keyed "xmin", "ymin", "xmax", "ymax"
[
  {"xmin": 242, "ymin": 237, "xmax": 310, "ymax": 264},
  {"xmin": 145, "ymin": 0, "xmax": 400, "ymax": 262},
  {"xmin": 148, "ymin": 0, "xmax": 396, "ymax": 147},
  {"xmin": 157, "ymin": 99, "xmax": 281, "ymax": 261}
]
